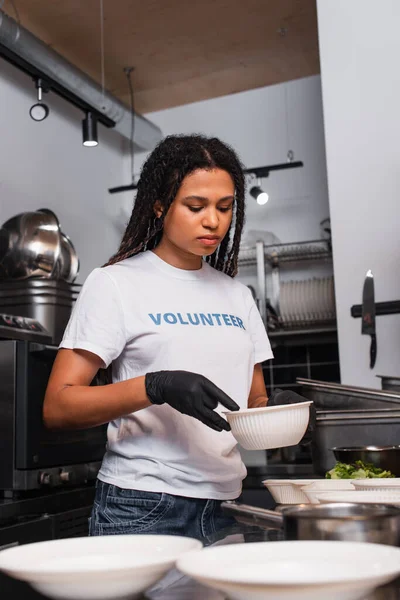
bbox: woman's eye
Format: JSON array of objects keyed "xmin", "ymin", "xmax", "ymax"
[
  {"xmin": 218, "ymin": 206, "xmax": 233, "ymax": 213},
  {"xmin": 188, "ymin": 206, "xmax": 203, "ymax": 213}
]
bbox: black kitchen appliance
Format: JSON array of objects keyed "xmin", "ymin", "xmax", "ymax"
[{"xmin": 0, "ymin": 313, "xmax": 106, "ymax": 493}]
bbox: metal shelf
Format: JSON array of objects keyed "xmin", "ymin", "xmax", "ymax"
[
  {"xmin": 238, "ymin": 239, "xmax": 332, "ymax": 268},
  {"xmin": 268, "ymin": 325, "xmax": 337, "ymax": 339}
]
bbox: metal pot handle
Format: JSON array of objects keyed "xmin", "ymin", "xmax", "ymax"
[{"xmin": 221, "ymin": 501, "xmax": 284, "ymax": 526}]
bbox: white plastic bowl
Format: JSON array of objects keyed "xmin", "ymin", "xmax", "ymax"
[
  {"xmin": 177, "ymin": 540, "xmax": 400, "ymax": 600},
  {"xmin": 317, "ymin": 490, "xmax": 400, "ymax": 506},
  {"xmin": 352, "ymin": 478, "xmax": 400, "ymax": 491},
  {"xmin": 0, "ymin": 534, "xmax": 202, "ymax": 600},
  {"xmin": 262, "ymin": 479, "xmax": 316, "ymax": 504},
  {"xmin": 224, "ymin": 401, "xmax": 312, "ymax": 450},
  {"xmin": 301, "ymin": 480, "xmax": 355, "ymax": 504}
]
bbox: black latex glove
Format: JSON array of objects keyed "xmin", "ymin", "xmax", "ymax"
[
  {"xmin": 268, "ymin": 388, "xmax": 316, "ymax": 445},
  {"xmin": 145, "ymin": 370, "xmax": 240, "ymax": 432}
]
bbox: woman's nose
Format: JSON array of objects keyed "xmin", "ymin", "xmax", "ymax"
[{"xmin": 202, "ymin": 209, "xmax": 219, "ymax": 229}]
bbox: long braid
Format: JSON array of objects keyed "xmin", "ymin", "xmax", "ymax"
[{"xmin": 104, "ymin": 134, "xmax": 246, "ymax": 277}]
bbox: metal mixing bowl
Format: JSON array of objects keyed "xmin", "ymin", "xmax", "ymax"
[
  {"xmin": 0, "ymin": 210, "xmax": 61, "ymax": 279},
  {"xmin": 332, "ymin": 446, "xmax": 400, "ymax": 475}
]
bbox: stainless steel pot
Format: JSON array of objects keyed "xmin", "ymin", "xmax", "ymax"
[
  {"xmin": 332, "ymin": 446, "xmax": 400, "ymax": 474},
  {"xmin": 0, "ymin": 279, "xmax": 81, "ymax": 289},
  {"xmin": 57, "ymin": 232, "xmax": 79, "ymax": 282},
  {"xmin": 0, "ymin": 210, "xmax": 61, "ymax": 279},
  {"xmin": 221, "ymin": 501, "xmax": 400, "ymax": 545},
  {"xmin": 377, "ymin": 375, "xmax": 400, "ymax": 393}
]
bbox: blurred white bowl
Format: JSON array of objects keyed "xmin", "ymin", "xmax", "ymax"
[
  {"xmin": 224, "ymin": 401, "xmax": 312, "ymax": 450},
  {"xmin": 177, "ymin": 540, "xmax": 400, "ymax": 600},
  {"xmin": 353, "ymin": 478, "xmax": 400, "ymax": 491},
  {"xmin": 317, "ymin": 490, "xmax": 400, "ymax": 506},
  {"xmin": 301, "ymin": 480, "xmax": 355, "ymax": 504},
  {"xmin": 0, "ymin": 534, "xmax": 202, "ymax": 600},
  {"xmin": 262, "ymin": 479, "xmax": 316, "ymax": 504}
]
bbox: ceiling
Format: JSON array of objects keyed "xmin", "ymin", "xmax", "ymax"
[{"xmin": 1, "ymin": 0, "xmax": 320, "ymax": 115}]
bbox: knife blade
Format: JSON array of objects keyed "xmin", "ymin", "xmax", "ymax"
[{"xmin": 361, "ymin": 269, "xmax": 377, "ymax": 369}]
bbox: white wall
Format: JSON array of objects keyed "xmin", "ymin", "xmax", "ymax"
[
  {"xmin": 317, "ymin": 0, "xmax": 400, "ymax": 387},
  {"xmin": 131, "ymin": 75, "xmax": 330, "ymax": 247},
  {"xmin": 0, "ymin": 59, "xmax": 129, "ymax": 282}
]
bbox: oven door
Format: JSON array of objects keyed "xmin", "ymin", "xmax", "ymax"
[{"xmin": 15, "ymin": 341, "xmax": 107, "ymax": 469}]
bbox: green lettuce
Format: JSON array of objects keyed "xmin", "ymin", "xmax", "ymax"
[{"xmin": 326, "ymin": 460, "xmax": 395, "ymax": 479}]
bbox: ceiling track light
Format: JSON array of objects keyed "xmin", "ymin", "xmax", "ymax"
[
  {"xmin": 29, "ymin": 78, "xmax": 50, "ymax": 122},
  {"xmin": 245, "ymin": 158, "xmax": 304, "ymax": 206},
  {"xmin": 244, "ymin": 160, "xmax": 303, "ymax": 179},
  {"xmin": 82, "ymin": 111, "xmax": 98, "ymax": 147},
  {"xmin": 250, "ymin": 185, "xmax": 269, "ymax": 206}
]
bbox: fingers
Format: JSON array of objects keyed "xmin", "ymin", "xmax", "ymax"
[
  {"xmin": 202, "ymin": 379, "xmax": 240, "ymax": 412},
  {"xmin": 202, "ymin": 408, "xmax": 231, "ymax": 432}
]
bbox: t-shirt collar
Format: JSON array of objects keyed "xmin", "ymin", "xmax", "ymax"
[{"xmin": 144, "ymin": 250, "xmax": 207, "ymax": 281}]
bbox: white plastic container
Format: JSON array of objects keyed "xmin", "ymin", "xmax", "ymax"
[
  {"xmin": 301, "ymin": 479, "xmax": 355, "ymax": 504},
  {"xmin": 224, "ymin": 401, "xmax": 312, "ymax": 450},
  {"xmin": 262, "ymin": 479, "xmax": 316, "ymax": 505},
  {"xmin": 352, "ymin": 478, "xmax": 400, "ymax": 491},
  {"xmin": 317, "ymin": 490, "xmax": 400, "ymax": 505}
]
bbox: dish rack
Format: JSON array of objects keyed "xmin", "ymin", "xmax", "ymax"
[{"xmin": 238, "ymin": 239, "xmax": 335, "ymax": 332}]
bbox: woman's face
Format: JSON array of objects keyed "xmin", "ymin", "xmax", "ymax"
[{"xmin": 157, "ymin": 168, "xmax": 235, "ymax": 257}]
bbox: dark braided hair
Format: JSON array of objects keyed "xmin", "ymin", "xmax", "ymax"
[{"xmin": 105, "ymin": 134, "xmax": 246, "ymax": 277}]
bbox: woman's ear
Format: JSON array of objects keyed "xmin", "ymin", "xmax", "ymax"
[{"xmin": 153, "ymin": 201, "xmax": 163, "ymax": 218}]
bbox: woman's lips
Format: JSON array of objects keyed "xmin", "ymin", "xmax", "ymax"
[{"xmin": 197, "ymin": 237, "xmax": 220, "ymax": 246}]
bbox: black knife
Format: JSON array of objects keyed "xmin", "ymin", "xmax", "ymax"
[{"xmin": 361, "ymin": 270, "xmax": 377, "ymax": 369}]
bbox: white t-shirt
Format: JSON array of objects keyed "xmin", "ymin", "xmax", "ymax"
[{"xmin": 60, "ymin": 251, "xmax": 273, "ymax": 500}]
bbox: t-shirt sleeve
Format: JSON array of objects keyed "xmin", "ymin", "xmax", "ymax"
[
  {"xmin": 245, "ymin": 288, "xmax": 274, "ymax": 364},
  {"xmin": 60, "ymin": 268, "xmax": 127, "ymax": 368}
]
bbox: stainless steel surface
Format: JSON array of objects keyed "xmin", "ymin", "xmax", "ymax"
[
  {"xmin": 57, "ymin": 232, "xmax": 80, "ymax": 282},
  {"xmin": 0, "ymin": 210, "xmax": 61, "ymax": 280},
  {"xmin": 362, "ymin": 269, "xmax": 377, "ymax": 368},
  {"xmin": 0, "ymin": 289, "xmax": 78, "ymax": 300},
  {"xmin": 284, "ymin": 502, "xmax": 400, "ymax": 545},
  {"xmin": 317, "ymin": 408, "xmax": 400, "ymax": 421},
  {"xmin": 0, "ymin": 301, "xmax": 74, "ymax": 344},
  {"xmin": 298, "ymin": 377, "xmax": 400, "ymax": 408},
  {"xmin": 238, "ymin": 239, "xmax": 332, "ymax": 268},
  {"xmin": 255, "ymin": 240, "xmax": 266, "ymax": 324},
  {"xmin": 221, "ymin": 501, "xmax": 283, "ymax": 526},
  {"xmin": 312, "ymin": 411, "xmax": 400, "ymax": 474},
  {"xmin": 222, "ymin": 501, "xmax": 400, "ymax": 545},
  {"xmin": 0, "ymin": 340, "xmax": 106, "ymax": 491},
  {"xmin": 0, "ymin": 280, "xmax": 81, "ymax": 289},
  {"xmin": 378, "ymin": 375, "xmax": 400, "ymax": 393},
  {"xmin": 332, "ymin": 446, "xmax": 400, "ymax": 474},
  {"xmin": 0, "ymin": 10, "xmax": 162, "ymax": 150}
]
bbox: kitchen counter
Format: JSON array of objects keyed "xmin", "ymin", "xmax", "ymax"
[{"xmin": 2, "ymin": 516, "xmax": 400, "ymax": 600}]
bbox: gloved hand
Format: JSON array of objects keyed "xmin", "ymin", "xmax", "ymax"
[
  {"xmin": 145, "ymin": 370, "xmax": 240, "ymax": 432},
  {"xmin": 267, "ymin": 388, "xmax": 316, "ymax": 445}
]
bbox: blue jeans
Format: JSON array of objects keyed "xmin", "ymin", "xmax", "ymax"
[{"xmin": 89, "ymin": 480, "xmax": 237, "ymax": 542}]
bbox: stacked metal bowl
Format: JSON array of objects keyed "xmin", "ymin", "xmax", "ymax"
[{"xmin": 0, "ymin": 209, "xmax": 81, "ymax": 343}]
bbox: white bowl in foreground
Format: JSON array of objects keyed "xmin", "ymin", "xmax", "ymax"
[
  {"xmin": 0, "ymin": 534, "xmax": 202, "ymax": 600},
  {"xmin": 177, "ymin": 540, "xmax": 400, "ymax": 600},
  {"xmin": 224, "ymin": 401, "xmax": 312, "ymax": 450}
]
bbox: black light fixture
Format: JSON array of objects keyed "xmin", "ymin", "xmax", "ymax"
[
  {"xmin": 29, "ymin": 78, "xmax": 50, "ymax": 122},
  {"xmin": 244, "ymin": 160, "xmax": 303, "ymax": 179},
  {"xmin": 250, "ymin": 185, "xmax": 269, "ymax": 206},
  {"xmin": 245, "ymin": 157, "xmax": 304, "ymax": 206},
  {"xmin": 109, "ymin": 67, "xmax": 138, "ymax": 193},
  {"xmin": 82, "ymin": 111, "xmax": 98, "ymax": 147}
]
